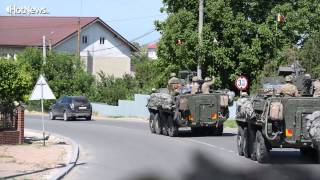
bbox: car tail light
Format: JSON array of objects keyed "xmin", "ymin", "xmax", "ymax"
[
  {"xmin": 188, "ymin": 114, "xmax": 194, "ymax": 121},
  {"xmin": 211, "ymin": 113, "xmax": 218, "ymax": 120},
  {"xmin": 286, "ymin": 128, "xmax": 293, "ymax": 137},
  {"xmin": 70, "ymin": 103, "xmax": 75, "ymax": 110}
]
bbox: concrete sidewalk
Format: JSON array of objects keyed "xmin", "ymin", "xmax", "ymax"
[{"xmin": 0, "ymin": 129, "xmax": 78, "ymax": 180}]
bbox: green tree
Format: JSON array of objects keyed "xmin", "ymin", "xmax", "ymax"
[
  {"xmin": 132, "ymin": 52, "xmax": 179, "ymax": 91},
  {"xmin": 157, "ymin": 0, "xmax": 320, "ymax": 90},
  {"xmin": 16, "ymin": 47, "xmax": 43, "ymax": 82},
  {"xmin": 93, "ymin": 72, "xmax": 140, "ymax": 105},
  {"xmin": 43, "ymin": 52, "xmax": 95, "ymax": 99},
  {"xmin": 300, "ymin": 32, "xmax": 320, "ymax": 77},
  {"xmin": 0, "ymin": 58, "xmax": 32, "ymax": 108}
]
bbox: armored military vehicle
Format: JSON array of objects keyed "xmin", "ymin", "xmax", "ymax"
[
  {"xmin": 147, "ymin": 71, "xmax": 232, "ymax": 137},
  {"xmin": 236, "ymin": 61, "xmax": 320, "ymax": 163}
]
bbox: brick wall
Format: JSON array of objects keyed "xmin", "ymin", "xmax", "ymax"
[
  {"xmin": 16, "ymin": 106, "xmax": 24, "ymax": 144},
  {"xmin": 0, "ymin": 131, "xmax": 20, "ymax": 144},
  {"xmin": 0, "ymin": 106, "xmax": 24, "ymax": 145}
]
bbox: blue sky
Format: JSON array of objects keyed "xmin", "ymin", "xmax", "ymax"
[{"xmin": 0, "ymin": 0, "xmax": 167, "ymax": 45}]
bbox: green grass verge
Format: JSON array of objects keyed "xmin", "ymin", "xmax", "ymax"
[{"xmin": 224, "ymin": 119, "xmax": 237, "ymax": 128}]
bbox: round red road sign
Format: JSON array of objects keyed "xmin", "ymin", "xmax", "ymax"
[{"xmin": 235, "ymin": 76, "xmax": 248, "ymax": 91}]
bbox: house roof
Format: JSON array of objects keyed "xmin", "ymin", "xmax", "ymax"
[
  {"xmin": 147, "ymin": 42, "xmax": 157, "ymax": 49},
  {"xmin": 0, "ymin": 16, "xmax": 138, "ymax": 52}
]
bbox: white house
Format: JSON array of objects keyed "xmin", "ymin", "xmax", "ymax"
[
  {"xmin": 147, "ymin": 42, "xmax": 157, "ymax": 59},
  {"xmin": 0, "ymin": 16, "xmax": 139, "ymax": 77}
]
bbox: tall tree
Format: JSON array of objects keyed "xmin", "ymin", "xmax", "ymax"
[
  {"xmin": 300, "ymin": 32, "xmax": 320, "ymax": 78},
  {"xmin": 156, "ymin": 0, "xmax": 320, "ymax": 90}
]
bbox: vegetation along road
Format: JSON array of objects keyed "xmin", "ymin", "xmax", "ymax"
[{"xmin": 26, "ymin": 115, "xmax": 320, "ymax": 180}]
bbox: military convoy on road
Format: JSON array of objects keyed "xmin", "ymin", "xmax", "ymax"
[
  {"xmin": 236, "ymin": 61, "xmax": 320, "ymax": 163},
  {"xmin": 147, "ymin": 71, "xmax": 233, "ymax": 137}
]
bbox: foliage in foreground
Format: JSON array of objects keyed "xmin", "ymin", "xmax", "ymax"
[
  {"xmin": 0, "ymin": 58, "xmax": 32, "ymax": 108},
  {"xmin": 156, "ymin": 0, "xmax": 320, "ymax": 91}
]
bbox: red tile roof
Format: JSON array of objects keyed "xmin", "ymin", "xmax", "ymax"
[
  {"xmin": 147, "ymin": 42, "xmax": 157, "ymax": 49},
  {"xmin": 0, "ymin": 16, "xmax": 138, "ymax": 51},
  {"xmin": 0, "ymin": 16, "xmax": 97, "ymax": 46}
]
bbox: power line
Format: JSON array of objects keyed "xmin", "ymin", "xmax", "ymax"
[
  {"xmin": 87, "ymin": 29, "xmax": 156, "ymax": 53},
  {"xmin": 104, "ymin": 14, "xmax": 166, "ymax": 23}
]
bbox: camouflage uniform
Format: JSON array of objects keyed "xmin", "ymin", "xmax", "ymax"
[
  {"xmin": 313, "ymin": 80, "xmax": 320, "ymax": 97},
  {"xmin": 201, "ymin": 77, "xmax": 214, "ymax": 94},
  {"xmin": 191, "ymin": 76, "xmax": 200, "ymax": 94},
  {"xmin": 278, "ymin": 75, "xmax": 299, "ymax": 97},
  {"xmin": 167, "ymin": 73, "xmax": 180, "ymax": 93}
]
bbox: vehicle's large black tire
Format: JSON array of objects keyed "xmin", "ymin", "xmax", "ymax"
[
  {"xmin": 256, "ymin": 130, "xmax": 270, "ymax": 163},
  {"xmin": 215, "ymin": 124, "xmax": 223, "ymax": 136},
  {"xmin": 243, "ymin": 127, "xmax": 250, "ymax": 158},
  {"xmin": 300, "ymin": 147, "xmax": 316, "ymax": 156},
  {"xmin": 317, "ymin": 148, "xmax": 320, "ymax": 164},
  {"xmin": 154, "ymin": 113, "xmax": 162, "ymax": 135},
  {"xmin": 161, "ymin": 114, "xmax": 169, "ymax": 136},
  {"xmin": 149, "ymin": 112, "xmax": 156, "ymax": 133},
  {"xmin": 248, "ymin": 124, "xmax": 257, "ymax": 161},
  {"xmin": 191, "ymin": 127, "xmax": 200, "ymax": 136},
  {"xmin": 237, "ymin": 126, "xmax": 244, "ymax": 156},
  {"xmin": 168, "ymin": 115, "xmax": 179, "ymax": 137},
  {"xmin": 49, "ymin": 111, "xmax": 55, "ymax": 120},
  {"xmin": 86, "ymin": 116, "xmax": 92, "ymax": 121}
]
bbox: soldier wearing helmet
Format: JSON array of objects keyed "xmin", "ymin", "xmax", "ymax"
[
  {"xmin": 167, "ymin": 72, "xmax": 180, "ymax": 93},
  {"xmin": 313, "ymin": 77, "xmax": 320, "ymax": 97},
  {"xmin": 191, "ymin": 76, "xmax": 200, "ymax": 94},
  {"xmin": 278, "ymin": 75, "xmax": 299, "ymax": 97},
  {"xmin": 201, "ymin": 76, "xmax": 215, "ymax": 94}
]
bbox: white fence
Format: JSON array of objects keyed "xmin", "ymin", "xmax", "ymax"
[
  {"xmin": 92, "ymin": 94, "xmax": 237, "ymax": 119},
  {"xmin": 92, "ymin": 94, "xmax": 150, "ymax": 118}
]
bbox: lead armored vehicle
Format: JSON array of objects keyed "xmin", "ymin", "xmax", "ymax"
[
  {"xmin": 236, "ymin": 62, "xmax": 320, "ymax": 163},
  {"xmin": 147, "ymin": 71, "xmax": 232, "ymax": 137}
]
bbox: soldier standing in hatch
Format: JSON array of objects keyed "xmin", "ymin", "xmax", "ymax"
[
  {"xmin": 313, "ymin": 78, "xmax": 320, "ymax": 97},
  {"xmin": 167, "ymin": 72, "xmax": 180, "ymax": 93},
  {"xmin": 191, "ymin": 76, "xmax": 200, "ymax": 94},
  {"xmin": 201, "ymin": 77, "xmax": 215, "ymax": 94},
  {"xmin": 278, "ymin": 75, "xmax": 299, "ymax": 97}
]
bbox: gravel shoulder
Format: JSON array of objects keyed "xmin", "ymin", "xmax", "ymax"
[{"xmin": 0, "ymin": 130, "xmax": 73, "ymax": 180}]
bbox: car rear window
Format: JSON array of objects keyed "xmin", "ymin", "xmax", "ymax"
[{"xmin": 72, "ymin": 97, "xmax": 89, "ymax": 105}]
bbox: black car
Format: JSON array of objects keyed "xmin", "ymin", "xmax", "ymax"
[{"xmin": 49, "ymin": 96, "xmax": 92, "ymax": 121}]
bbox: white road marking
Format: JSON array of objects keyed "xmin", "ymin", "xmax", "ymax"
[
  {"xmin": 184, "ymin": 138, "xmax": 236, "ymax": 154},
  {"xmin": 185, "ymin": 139, "xmax": 218, "ymax": 148}
]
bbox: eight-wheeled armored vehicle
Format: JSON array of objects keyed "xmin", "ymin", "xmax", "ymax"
[
  {"xmin": 147, "ymin": 71, "xmax": 232, "ymax": 137},
  {"xmin": 236, "ymin": 62, "xmax": 320, "ymax": 163}
]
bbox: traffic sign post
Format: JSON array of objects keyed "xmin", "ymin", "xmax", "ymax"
[
  {"xmin": 235, "ymin": 75, "xmax": 249, "ymax": 92},
  {"xmin": 29, "ymin": 74, "xmax": 55, "ymax": 146}
]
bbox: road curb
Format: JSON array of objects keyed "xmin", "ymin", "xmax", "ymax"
[{"xmin": 25, "ymin": 129, "xmax": 79, "ymax": 180}]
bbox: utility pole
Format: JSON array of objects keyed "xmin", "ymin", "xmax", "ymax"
[
  {"xmin": 49, "ymin": 39, "xmax": 52, "ymax": 52},
  {"xmin": 42, "ymin": 36, "xmax": 46, "ymax": 64},
  {"xmin": 198, "ymin": 0, "xmax": 204, "ymax": 80},
  {"xmin": 77, "ymin": 17, "xmax": 81, "ymax": 57}
]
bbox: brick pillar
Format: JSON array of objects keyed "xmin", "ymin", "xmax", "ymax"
[{"xmin": 16, "ymin": 106, "xmax": 25, "ymax": 144}]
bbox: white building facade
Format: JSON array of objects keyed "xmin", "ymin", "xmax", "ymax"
[{"xmin": 0, "ymin": 16, "xmax": 138, "ymax": 77}]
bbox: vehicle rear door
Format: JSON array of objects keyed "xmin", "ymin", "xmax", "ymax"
[
  {"xmin": 72, "ymin": 97, "xmax": 91, "ymax": 113},
  {"xmin": 192, "ymin": 94, "xmax": 218, "ymax": 124}
]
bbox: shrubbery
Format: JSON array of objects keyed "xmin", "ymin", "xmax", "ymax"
[
  {"xmin": 0, "ymin": 58, "xmax": 32, "ymax": 108},
  {"xmin": 2, "ymin": 48, "xmax": 173, "ymax": 109}
]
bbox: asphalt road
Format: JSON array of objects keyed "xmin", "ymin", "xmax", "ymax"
[{"xmin": 26, "ymin": 115, "xmax": 320, "ymax": 180}]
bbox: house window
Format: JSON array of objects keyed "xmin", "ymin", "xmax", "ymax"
[
  {"xmin": 82, "ymin": 35, "xmax": 88, "ymax": 44},
  {"xmin": 100, "ymin": 37, "xmax": 105, "ymax": 44}
]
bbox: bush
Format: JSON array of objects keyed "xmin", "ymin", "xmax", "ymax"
[
  {"xmin": 92, "ymin": 72, "xmax": 140, "ymax": 105},
  {"xmin": 0, "ymin": 58, "xmax": 32, "ymax": 108}
]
